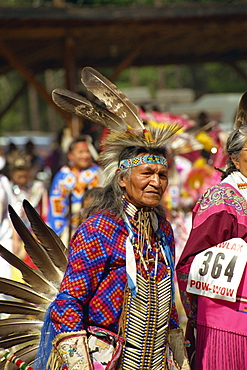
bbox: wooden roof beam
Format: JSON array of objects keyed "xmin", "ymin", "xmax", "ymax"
[
  {"xmin": 0, "ymin": 40, "xmax": 70, "ymax": 121},
  {"xmin": 109, "ymin": 38, "xmax": 147, "ymax": 82}
]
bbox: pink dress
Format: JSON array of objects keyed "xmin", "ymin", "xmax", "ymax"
[{"xmin": 176, "ymin": 183, "xmax": 247, "ymax": 369}]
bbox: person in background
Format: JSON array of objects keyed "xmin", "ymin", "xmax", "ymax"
[
  {"xmin": 0, "ymin": 174, "xmax": 14, "ymax": 286},
  {"xmin": 23, "ymin": 139, "xmax": 44, "ymax": 180},
  {"xmin": 9, "ymin": 158, "xmax": 48, "ymax": 268},
  {"xmin": 47, "ymin": 135, "xmax": 102, "ymax": 246},
  {"xmin": 176, "ymin": 91, "xmax": 247, "ymax": 370}
]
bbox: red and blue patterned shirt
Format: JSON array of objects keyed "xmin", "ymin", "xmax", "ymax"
[{"xmin": 51, "ymin": 204, "xmax": 179, "ymax": 335}]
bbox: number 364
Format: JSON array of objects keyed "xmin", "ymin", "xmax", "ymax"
[{"xmin": 199, "ymin": 251, "xmax": 237, "ymax": 282}]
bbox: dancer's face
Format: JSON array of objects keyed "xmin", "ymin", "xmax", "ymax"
[{"xmin": 118, "ymin": 157, "xmax": 168, "ymax": 208}]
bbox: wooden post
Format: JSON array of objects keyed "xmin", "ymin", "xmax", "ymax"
[{"xmin": 64, "ymin": 35, "xmax": 82, "ymax": 138}]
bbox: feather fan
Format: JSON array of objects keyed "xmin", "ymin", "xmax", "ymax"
[
  {"xmin": 234, "ymin": 91, "xmax": 247, "ymax": 129},
  {"xmin": 52, "ymin": 88, "xmax": 127, "ymax": 132},
  {"xmin": 8, "ymin": 205, "xmax": 62, "ymax": 283}
]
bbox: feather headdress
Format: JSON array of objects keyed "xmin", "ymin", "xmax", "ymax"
[
  {"xmin": 52, "ymin": 66, "xmax": 181, "ymax": 179},
  {"xmin": 100, "ymin": 124, "xmax": 180, "ymax": 184},
  {"xmin": 234, "ymin": 91, "xmax": 247, "ymax": 129}
]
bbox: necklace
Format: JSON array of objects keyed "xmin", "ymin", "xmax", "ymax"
[{"xmin": 231, "ymin": 171, "xmax": 247, "ymax": 201}]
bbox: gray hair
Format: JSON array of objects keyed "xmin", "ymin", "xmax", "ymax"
[
  {"xmin": 84, "ymin": 167, "xmax": 131, "ymax": 217},
  {"xmin": 222, "ymin": 124, "xmax": 247, "ymax": 179}
]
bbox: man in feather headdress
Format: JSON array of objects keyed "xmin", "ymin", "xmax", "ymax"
[{"xmin": 35, "ymin": 67, "xmax": 189, "ymax": 370}]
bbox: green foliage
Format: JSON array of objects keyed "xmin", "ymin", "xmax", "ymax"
[{"xmin": 204, "ymin": 63, "xmax": 247, "ymax": 93}]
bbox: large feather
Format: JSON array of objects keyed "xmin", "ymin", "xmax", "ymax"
[
  {"xmin": 0, "ymin": 333, "xmax": 40, "ymax": 349},
  {"xmin": 52, "ymin": 88, "xmax": 127, "ymax": 132},
  {"xmin": 0, "ymin": 300, "xmax": 45, "ymax": 317},
  {"xmin": 0, "ymin": 278, "xmax": 51, "ymax": 305},
  {"xmin": 0, "ymin": 245, "xmax": 57, "ymax": 296},
  {"xmin": 234, "ymin": 90, "xmax": 247, "ymax": 129},
  {"xmin": 22, "ymin": 200, "xmax": 68, "ymax": 272},
  {"xmin": 0, "ymin": 318, "xmax": 43, "ymax": 336},
  {"xmin": 8, "ymin": 205, "xmax": 62, "ymax": 283},
  {"xmin": 81, "ymin": 66, "xmax": 145, "ymax": 131}
]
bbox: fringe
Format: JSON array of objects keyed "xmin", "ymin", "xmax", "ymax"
[
  {"xmin": 196, "ymin": 324, "xmax": 247, "ymax": 369},
  {"xmin": 46, "ymin": 348, "xmax": 63, "ymax": 370}
]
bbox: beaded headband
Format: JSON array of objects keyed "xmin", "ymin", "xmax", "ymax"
[{"xmin": 119, "ymin": 154, "xmax": 167, "ymax": 169}]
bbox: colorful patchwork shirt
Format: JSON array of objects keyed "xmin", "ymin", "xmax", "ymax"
[
  {"xmin": 50, "ymin": 203, "xmax": 179, "ymax": 335},
  {"xmin": 47, "ymin": 164, "xmax": 101, "ymax": 236}
]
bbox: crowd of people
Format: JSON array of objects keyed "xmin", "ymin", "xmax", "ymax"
[{"xmin": 0, "ymin": 66, "xmax": 247, "ymax": 370}]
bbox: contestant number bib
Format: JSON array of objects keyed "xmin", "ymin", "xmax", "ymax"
[{"xmin": 186, "ymin": 238, "xmax": 247, "ymax": 302}]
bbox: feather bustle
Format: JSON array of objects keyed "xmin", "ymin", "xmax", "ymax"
[
  {"xmin": 0, "ymin": 278, "xmax": 51, "ymax": 305},
  {"xmin": 8, "ymin": 205, "xmax": 62, "ymax": 283},
  {"xmin": 0, "ymin": 318, "xmax": 43, "ymax": 336},
  {"xmin": 22, "ymin": 200, "xmax": 68, "ymax": 272},
  {"xmin": 0, "ymin": 244, "xmax": 57, "ymax": 296},
  {"xmin": 0, "ymin": 334, "xmax": 40, "ymax": 350}
]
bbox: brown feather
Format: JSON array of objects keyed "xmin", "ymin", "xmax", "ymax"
[
  {"xmin": 0, "ymin": 333, "xmax": 40, "ymax": 349},
  {"xmin": 234, "ymin": 91, "xmax": 247, "ymax": 129},
  {"xmin": 22, "ymin": 200, "xmax": 68, "ymax": 272},
  {"xmin": 0, "ymin": 245, "xmax": 57, "ymax": 296},
  {"xmin": 8, "ymin": 205, "xmax": 62, "ymax": 283},
  {"xmin": 0, "ymin": 278, "xmax": 51, "ymax": 305},
  {"xmin": 81, "ymin": 66, "xmax": 145, "ymax": 131},
  {"xmin": 0, "ymin": 345, "xmax": 39, "ymax": 370},
  {"xmin": 52, "ymin": 88, "xmax": 127, "ymax": 132},
  {"xmin": 0, "ymin": 300, "xmax": 45, "ymax": 317},
  {"xmin": 0, "ymin": 318, "xmax": 43, "ymax": 336}
]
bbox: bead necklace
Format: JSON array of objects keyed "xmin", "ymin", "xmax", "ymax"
[{"xmin": 231, "ymin": 171, "xmax": 247, "ymax": 201}]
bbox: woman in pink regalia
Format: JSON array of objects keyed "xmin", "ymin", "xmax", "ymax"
[{"xmin": 176, "ymin": 91, "xmax": 247, "ymax": 370}]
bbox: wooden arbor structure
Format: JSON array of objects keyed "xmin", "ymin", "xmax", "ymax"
[{"xmin": 0, "ymin": 2, "xmax": 247, "ymax": 132}]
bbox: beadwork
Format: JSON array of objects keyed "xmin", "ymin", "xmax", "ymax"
[{"xmin": 119, "ymin": 154, "xmax": 167, "ymax": 169}]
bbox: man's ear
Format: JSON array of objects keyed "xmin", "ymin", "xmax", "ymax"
[{"xmin": 116, "ymin": 169, "xmax": 126, "ymax": 188}]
